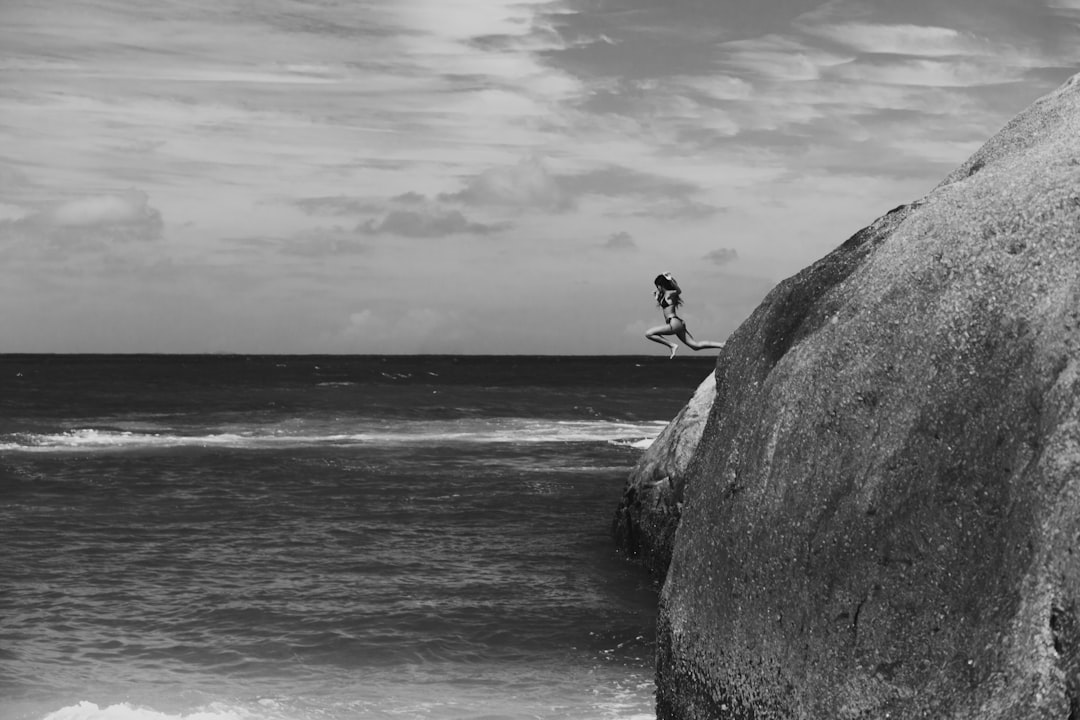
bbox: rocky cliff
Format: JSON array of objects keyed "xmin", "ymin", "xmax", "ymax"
[
  {"xmin": 613, "ymin": 372, "xmax": 716, "ymax": 579},
  {"xmin": 634, "ymin": 73, "xmax": 1080, "ymax": 719}
]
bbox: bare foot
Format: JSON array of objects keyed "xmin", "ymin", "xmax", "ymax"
[{"xmin": 668, "ymin": 345, "xmax": 678, "ymax": 359}]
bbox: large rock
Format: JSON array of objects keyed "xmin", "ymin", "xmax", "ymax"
[
  {"xmin": 613, "ymin": 372, "xmax": 716, "ymax": 579},
  {"xmin": 653, "ymin": 74, "xmax": 1080, "ymax": 719}
]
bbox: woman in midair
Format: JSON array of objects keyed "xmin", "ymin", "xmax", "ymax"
[{"xmin": 645, "ymin": 273, "xmax": 725, "ymax": 358}]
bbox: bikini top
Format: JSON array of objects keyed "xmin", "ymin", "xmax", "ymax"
[{"xmin": 658, "ymin": 291, "xmax": 679, "ymax": 308}]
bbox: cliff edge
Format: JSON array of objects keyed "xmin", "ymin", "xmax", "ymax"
[{"xmin": 649, "ymin": 73, "xmax": 1080, "ymax": 719}]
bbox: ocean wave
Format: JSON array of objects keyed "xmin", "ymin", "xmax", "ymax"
[
  {"xmin": 609, "ymin": 437, "xmax": 655, "ymax": 450},
  {"xmin": 0, "ymin": 419, "xmax": 666, "ymax": 453},
  {"xmin": 37, "ymin": 694, "xmax": 657, "ymax": 720},
  {"xmin": 41, "ymin": 701, "xmax": 264, "ymax": 720}
]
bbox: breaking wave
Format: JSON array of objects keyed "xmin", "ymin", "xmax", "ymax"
[{"xmin": 0, "ymin": 418, "xmax": 665, "ymax": 453}]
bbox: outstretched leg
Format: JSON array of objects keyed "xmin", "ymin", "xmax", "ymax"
[
  {"xmin": 672, "ymin": 320, "xmax": 724, "ymax": 351},
  {"xmin": 645, "ymin": 323, "xmax": 679, "ymax": 359}
]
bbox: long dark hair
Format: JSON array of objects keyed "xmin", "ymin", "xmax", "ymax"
[{"xmin": 654, "ymin": 273, "xmax": 682, "ymax": 308}]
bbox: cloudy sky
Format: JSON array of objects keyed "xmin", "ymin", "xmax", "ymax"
[{"xmin": 1, "ymin": 0, "xmax": 1077, "ymax": 354}]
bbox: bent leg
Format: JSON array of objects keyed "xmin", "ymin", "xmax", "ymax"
[{"xmin": 645, "ymin": 324, "xmax": 679, "ymax": 358}]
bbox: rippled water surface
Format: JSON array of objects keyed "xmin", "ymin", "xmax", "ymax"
[{"xmin": 1, "ymin": 355, "xmax": 714, "ymax": 720}]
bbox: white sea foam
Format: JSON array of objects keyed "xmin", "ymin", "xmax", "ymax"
[
  {"xmin": 41, "ymin": 701, "xmax": 261, "ymax": 720},
  {"xmin": 611, "ymin": 437, "xmax": 655, "ymax": 450},
  {"xmin": 0, "ymin": 419, "xmax": 668, "ymax": 453},
  {"xmin": 37, "ymin": 695, "xmax": 656, "ymax": 720}
]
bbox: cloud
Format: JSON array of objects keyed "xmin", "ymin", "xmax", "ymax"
[
  {"xmin": 294, "ymin": 196, "xmax": 384, "ymax": 216},
  {"xmin": 386, "ymin": 0, "xmax": 586, "ymax": 132},
  {"xmin": 297, "ymin": 191, "xmax": 516, "ymax": 238},
  {"xmin": 281, "ymin": 228, "xmax": 368, "ymax": 257},
  {"xmin": 561, "ymin": 165, "xmax": 725, "ymax": 219},
  {"xmin": 0, "ymin": 202, "xmax": 30, "ymax": 222},
  {"xmin": 673, "ymin": 74, "xmax": 756, "ymax": 103},
  {"xmin": 0, "ymin": 165, "xmax": 33, "ymax": 198},
  {"xmin": 358, "ymin": 207, "xmax": 510, "ymax": 238},
  {"xmin": 562, "ymin": 165, "xmax": 701, "ymax": 199},
  {"xmin": 793, "ymin": 0, "xmax": 871, "ymax": 25},
  {"xmin": 627, "ymin": 197, "xmax": 725, "ymax": 220},
  {"xmin": 440, "ymin": 158, "xmax": 725, "ymax": 221},
  {"xmin": 774, "ymin": 81, "xmax": 977, "ymax": 116},
  {"xmin": 719, "ymin": 34, "xmax": 853, "ymax": 81},
  {"xmin": 665, "ymin": 15, "xmax": 1069, "ymax": 151},
  {"xmin": 392, "ymin": 191, "xmax": 427, "ymax": 204},
  {"xmin": 47, "ymin": 191, "xmax": 158, "ymax": 229},
  {"xmin": 830, "ymin": 57, "xmax": 1027, "ymax": 87},
  {"xmin": 338, "ymin": 306, "xmax": 468, "ymax": 352},
  {"xmin": 0, "ymin": 0, "xmax": 586, "ymax": 230},
  {"xmin": 224, "ymin": 227, "xmax": 368, "ymax": 257},
  {"xmin": 601, "ymin": 231, "xmax": 636, "ymax": 251},
  {"xmin": 799, "ymin": 23, "xmax": 984, "ymax": 58},
  {"xmin": 2, "ymin": 190, "xmax": 163, "ymax": 245},
  {"xmin": 294, "ymin": 192, "xmax": 438, "ymax": 219},
  {"xmin": 703, "ymin": 248, "xmax": 738, "ymax": 266},
  {"xmin": 440, "ymin": 156, "xmax": 573, "ymax": 212}
]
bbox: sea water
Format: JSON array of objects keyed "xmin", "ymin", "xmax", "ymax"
[{"xmin": 0, "ymin": 355, "xmax": 714, "ymax": 720}]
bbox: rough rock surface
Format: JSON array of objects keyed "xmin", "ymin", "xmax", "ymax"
[
  {"xmin": 653, "ymin": 73, "xmax": 1080, "ymax": 719},
  {"xmin": 613, "ymin": 372, "xmax": 716, "ymax": 579}
]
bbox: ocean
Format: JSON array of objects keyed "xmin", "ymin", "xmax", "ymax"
[{"xmin": 0, "ymin": 355, "xmax": 714, "ymax": 720}]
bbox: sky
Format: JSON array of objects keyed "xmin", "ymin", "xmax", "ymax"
[{"xmin": 1, "ymin": 0, "xmax": 1078, "ymax": 354}]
